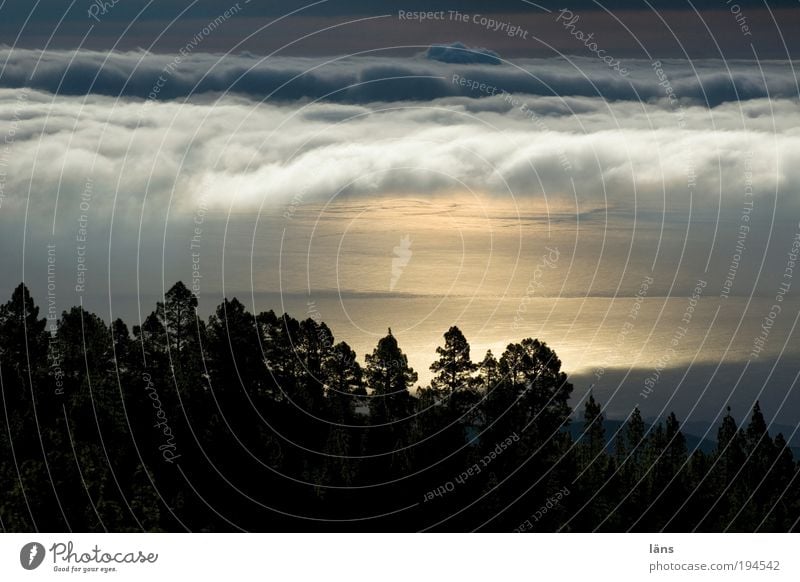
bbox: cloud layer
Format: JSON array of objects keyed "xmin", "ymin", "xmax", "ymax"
[
  {"xmin": 0, "ymin": 53, "xmax": 798, "ymax": 224},
  {"xmin": 1, "ymin": 49, "xmax": 798, "ymax": 107}
]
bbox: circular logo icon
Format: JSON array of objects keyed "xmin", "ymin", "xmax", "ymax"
[{"xmin": 20, "ymin": 542, "xmax": 46, "ymax": 570}]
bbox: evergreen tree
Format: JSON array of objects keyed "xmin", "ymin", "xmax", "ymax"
[
  {"xmin": 744, "ymin": 402, "xmax": 775, "ymax": 487},
  {"xmin": 703, "ymin": 407, "xmax": 747, "ymax": 530},
  {"xmin": 659, "ymin": 411, "xmax": 690, "ymax": 530},
  {"xmin": 614, "ymin": 407, "xmax": 646, "ymax": 528},
  {"xmin": 430, "ymin": 326, "xmax": 477, "ymax": 396},
  {"xmin": 365, "ymin": 329, "xmax": 417, "ymax": 423},
  {"xmin": 161, "ymin": 282, "xmax": 201, "ymax": 372},
  {"xmin": 582, "ymin": 393, "xmax": 606, "ymax": 463},
  {"xmin": 323, "ymin": 341, "xmax": 364, "ymax": 421},
  {"xmin": 0, "ymin": 283, "xmax": 47, "ymax": 391},
  {"xmin": 574, "ymin": 392, "xmax": 609, "ymax": 529},
  {"xmin": 764, "ymin": 433, "xmax": 798, "ymax": 530},
  {"xmin": 734, "ymin": 402, "xmax": 776, "ymax": 530},
  {"xmin": 481, "ymin": 338, "xmax": 573, "ymax": 530},
  {"xmin": 476, "ymin": 349, "xmax": 499, "ymax": 392},
  {"xmin": 364, "ymin": 330, "xmax": 417, "ymax": 486},
  {"xmin": 624, "ymin": 407, "xmax": 646, "ymax": 479}
]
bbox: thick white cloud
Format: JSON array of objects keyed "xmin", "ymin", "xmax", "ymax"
[{"xmin": 0, "ymin": 83, "xmax": 796, "ymax": 227}]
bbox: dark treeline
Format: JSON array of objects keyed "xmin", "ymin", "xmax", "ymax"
[{"xmin": 1, "ymin": 281, "xmax": 798, "ymax": 532}]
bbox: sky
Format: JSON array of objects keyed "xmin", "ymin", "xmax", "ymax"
[
  {"xmin": 1, "ymin": 1, "xmax": 800, "ymax": 431},
  {"xmin": 2, "ymin": 1, "xmax": 800, "ymax": 57}
]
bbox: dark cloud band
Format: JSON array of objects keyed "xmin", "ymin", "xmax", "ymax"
[{"xmin": 0, "ymin": 49, "xmax": 796, "ymax": 107}]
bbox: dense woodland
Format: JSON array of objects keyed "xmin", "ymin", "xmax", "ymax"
[{"xmin": 0, "ymin": 281, "xmax": 798, "ymax": 532}]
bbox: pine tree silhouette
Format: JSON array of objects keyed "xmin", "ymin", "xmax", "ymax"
[{"xmin": 0, "ymin": 282, "xmax": 798, "ymax": 532}]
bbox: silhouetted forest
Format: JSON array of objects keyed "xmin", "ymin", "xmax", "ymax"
[{"xmin": 1, "ymin": 281, "xmax": 798, "ymax": 532}]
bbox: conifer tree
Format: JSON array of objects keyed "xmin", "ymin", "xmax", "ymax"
[
  {"xmin": 476, "ymin": 349, "xmax": 499, "ymax": 392},
  {"xmin": 575, "ymin": 392, "xmax": 609, "ymax": 529},
  {"xmin": 365, "ymin": 329, "xmax": 417, "ymax": 423},
  {"xmin": 430, "ymin": 326, "xmax": 476, "ymax": 396},
  {"xmin": 706, "ymin": 407, "xmax": 747, "ymax": 530}
]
